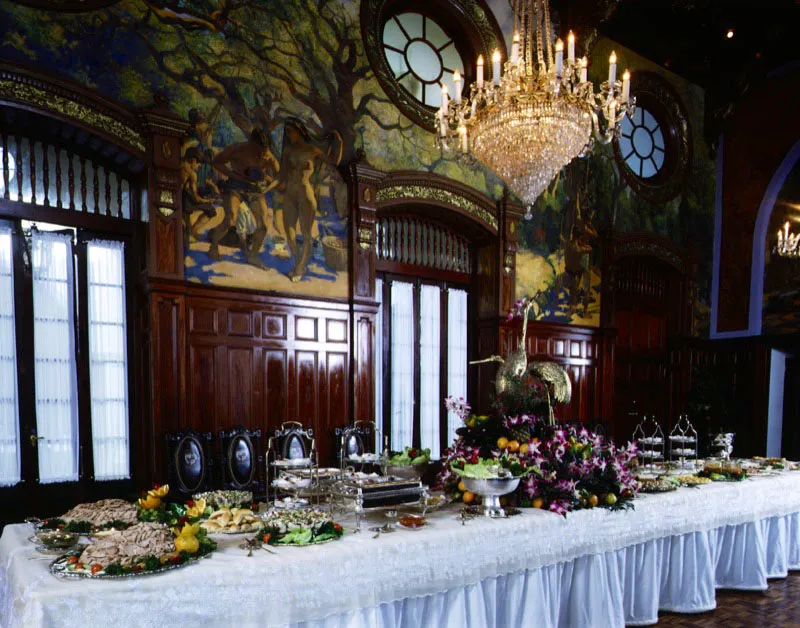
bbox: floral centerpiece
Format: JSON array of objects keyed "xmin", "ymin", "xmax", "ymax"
[{"xmin": 439, "ymin": 399, "xmax": 638, "ymax": 516}]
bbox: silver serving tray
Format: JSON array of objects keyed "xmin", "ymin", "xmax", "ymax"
[{"xmin": 49, "ymin": 546, "xmax": 211, "ymax": 579}]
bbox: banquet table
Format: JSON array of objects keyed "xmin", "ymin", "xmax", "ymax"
[{"xmin": 2, "ymin": 471, "xmax": 800, "ymax": 628}]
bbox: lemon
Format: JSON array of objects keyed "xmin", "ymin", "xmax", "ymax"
[
  {"xmin": 497, "ymin": 437, "xmax": 509, "ymax": 450},
  {"xmin": 519, "ymin": 443, "xmax": 529, "ymax": 455},
  {"xmin": 138, "ymin": 495, "xmax": 161, "ymax": 510}
]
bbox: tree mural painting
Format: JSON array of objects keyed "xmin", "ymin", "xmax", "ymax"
[{"xmin": 0, "ymin": 0, "xmax": 505, "ymax": 297}]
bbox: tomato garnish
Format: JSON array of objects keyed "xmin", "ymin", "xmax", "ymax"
[
  {"xmin": 186, "ymin": 499, "xmax": 194, "ymax": 508},
  {"xmin": 90, "ymin": 564, "xmax": 102, "ymax": 575},
  {"xmin": 67, "ymin": 556, "xmax": 79, "ymax": 564},
  {"xmin": 261, "ymin": 533, "xmax": 271, "ymax": 543}
]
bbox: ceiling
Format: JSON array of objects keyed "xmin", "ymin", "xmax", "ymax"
[{"xmin": 487, "ymin": 0, "xmax": 800, "ymax": 148}]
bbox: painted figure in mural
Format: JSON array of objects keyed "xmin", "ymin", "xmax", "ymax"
[
  {"xmin": 277, "ymin": 118, "xmax": 343, "ymax": 282},
  {"xmin": 181, "ymin": 147, "xmax": 218, "ymax": 249},
  {"xmin": 558, "ymin": 163, "xmax": 598, "ymax": 317},
  {"xmin": 209, "ymin": 127, "xmax": 281, "ymax": 268}
]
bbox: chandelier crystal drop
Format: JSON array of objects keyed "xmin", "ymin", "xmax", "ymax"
[
  {"xmin": 434, "ymin": 0, "xmax": 635, "ymax": 209},
  {"xmin": 775, "ymin": 221, "xmax": 800, "ymax": 258}
]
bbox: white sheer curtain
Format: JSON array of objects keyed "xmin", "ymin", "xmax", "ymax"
[
  {"xmin": 32, "ymin": 230, "xmax": 80, "ymax": 484},
  {"xmin": 87, "ymin": 240, "xmax": 130, "ymax": 480},
  {"xmin": 375, "ymin": 278, "xmax": 384, "ymax": 453},
  {"xmin": 419, "ymin": 284, "xmax": 441, "ymax": 459},
  {"xmin": 390, "ymin": 280, "xmax": 414, "ymax": 450},
  {"xmin": 0, "ymin": 226, "xmax": 20, "ymax": 487},
  {"xmin": 447, "ymin": 288, "xmax": 468, "ymax": 446}
]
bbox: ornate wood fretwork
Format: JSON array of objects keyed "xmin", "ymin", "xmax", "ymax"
[
  {"xmin": 374, "ymin": 171, "xmax": 499, "ymax": 233},
  {"xmin": 0, "ymin": 62, "xmax": 146, "ymax": 155},
  {"xmin": 611, "ymin": 71, "xmax": 692, "ymax": 204},
  {"xmin": 361, "ymin": 0, "xmax": 506, "ymax": 132}
]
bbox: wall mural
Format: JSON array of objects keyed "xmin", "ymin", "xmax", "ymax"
[
  {"xmin": 0, "ymin": 3, "xmax": 713, "ymax": 324},
  {"xmin": 515, "ymin": 40, "xmax": 715, "ymax": 333},
  {"xmin": 763, "ymin": 161, "xmax": 800, "ymax": 334},
  {"xmin": 0, "ymin": 0, "xmax": 505, "ymax": 298}
]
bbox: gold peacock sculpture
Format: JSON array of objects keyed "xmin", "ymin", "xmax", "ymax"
[{"xmin": 470, "ymin": 293, "xmax": 572, "ymax": 425}]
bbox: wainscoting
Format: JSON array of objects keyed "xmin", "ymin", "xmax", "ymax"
[{"xmin": 146, "ymin": 279, "xmax": 378, "ymax": 482}]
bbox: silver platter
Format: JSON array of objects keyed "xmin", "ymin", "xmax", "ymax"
[{"xmin": 49, "ymin": 547, "xmax": 211, "ymax": 579}]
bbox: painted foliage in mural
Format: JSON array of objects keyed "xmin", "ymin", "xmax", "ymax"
[
  {"xmin": 763, "ymin": 162, "xmax": 800, "ymax": 334},
  {"xmin": 0, "ymin": 0, "xmax": 505, "ymax": 297}
]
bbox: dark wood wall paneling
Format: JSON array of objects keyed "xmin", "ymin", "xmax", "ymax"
[
  {"xmin": 148, "ymin": 281, "xmax": 354, "ymax": 481},
  {"xmin": 500, "ymin": 320, "xmax": 614, "ymax": 429}
]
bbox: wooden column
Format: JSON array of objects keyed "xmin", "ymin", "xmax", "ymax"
[
  {"xmin": 347, "ymin": 161, "xmax": 382, "ymax": 425},
  {"xmin": 140, "ymin": 106, "xmax": 190, "ymax": 483},
  {"xmin": 139, "ymin": 108, "xmax": 189, "ymax": 280}
]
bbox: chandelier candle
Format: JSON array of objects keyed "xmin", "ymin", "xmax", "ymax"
[{"xmin": 434, "ymin": 0, "xmax": 635, "ymax": 208}]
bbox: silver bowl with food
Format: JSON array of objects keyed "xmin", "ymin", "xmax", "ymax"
[
  {"xmin": 461, "ymin": 477, "xmax": 520, "ymax": 518},
  {"xmin": 383, "ymin": 463, "xmax": 428, "ymax": 480}
]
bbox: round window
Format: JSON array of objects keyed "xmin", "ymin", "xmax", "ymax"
[
  {"xmin": 382, "ymin": 13, "xmax": 465, "ymax": 110},
  {"xmin": 611, "ymin": 71, "xmax": 692, "ymax": 204},
  {"xmin": 618, "ymin": 108, "xmax": 665, "ymax": 179}
]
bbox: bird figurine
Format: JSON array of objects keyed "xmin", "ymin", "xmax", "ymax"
[
  {"xmin": 470, "ymin": 294, "xmax": 539, "ymax": 395},
  {"xmin": 527, "ymin": 361, "xmax": 572, "ymax": 426}
]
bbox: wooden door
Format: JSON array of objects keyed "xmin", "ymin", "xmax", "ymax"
[{"xmin": 612, "ymin": 255, "xmax": 683, "ymax": 440}]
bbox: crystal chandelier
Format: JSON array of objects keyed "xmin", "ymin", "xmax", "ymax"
[
  {"xmin": 775, "ymin": 221, "xmax": 800, "ymax": 258},
  {"xmin": 434, "ymin": 0, "xmax": 634, "ymax": 210}
]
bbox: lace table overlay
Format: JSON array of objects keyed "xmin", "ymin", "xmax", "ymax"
[{"xmin": 2, "ymin": 472, "xmax": 800, "ymax": 627}]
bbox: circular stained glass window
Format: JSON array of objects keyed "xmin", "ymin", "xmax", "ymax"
[
  {"xmin": 382, "ymin": 13, "xmax": 465, "ymax": 109},
  {"xmin": 617, "ymin": 108, "xmax": 665, "ymax": 179}
]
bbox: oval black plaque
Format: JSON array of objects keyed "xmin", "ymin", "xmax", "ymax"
[
  {"xmin": 345, "ymin": 433, "xmax": 364, "ymax": 457},
  {"xmin": 228, "ymin": 435, "xmax": 254, "ymax": 488},
  {"xmin": 175, "ymin": 436, "xmax": 204, "ymax": 493},
  {"xmin": 284, "ymin": 433, "xmax": 307, "ymax": 460}
]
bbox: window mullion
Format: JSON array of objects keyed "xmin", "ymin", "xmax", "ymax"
[
  {"xmin": 439, "ymin": 283, "xmax": 449, "ymax": 456},
  {"xmin": 74, "ymin": 235, "xmax": 93, "ymax": 483},
  {"xmin": 412, "ymin": 279, "xmax": 421, "ymax": 450}
]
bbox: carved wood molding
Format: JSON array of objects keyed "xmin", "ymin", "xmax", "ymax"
[
  {"xmin": 0, "ymin": 61, "xmax": 145, "ymax": 155},
  {"xmin": 610, "ymin": 230, "xmax": 693, "ymax": 275},
  {"xmin": 373, "ymin": 169, "xmax": 499, "ymax": 233}
]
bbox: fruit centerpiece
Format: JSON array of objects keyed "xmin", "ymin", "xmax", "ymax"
[
  {"xmin": 438, "ymin": 295, "xmax": 638, "ymax": 517},
  {"xmin": 439, "ymin": 403, "xmax": 638, "ymax": 516}
]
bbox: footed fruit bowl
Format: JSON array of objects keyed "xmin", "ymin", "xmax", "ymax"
[{"xmin": 461, "ymin": 477, "xmax": 520, "ymax": 518}]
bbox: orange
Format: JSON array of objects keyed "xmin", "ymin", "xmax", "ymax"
[
  {"xmin": 532, "ymin": 497, "xmax": 544, "ymax": 509},
  {"xmin": 496, "ymin": 437, "xmax": 509, "ymax": 450},
  {"xmin": 519, "ymin": 443, "xmax": 529, "ymax": 455},
  {"xmin": 462, "ymin": 490, "xmax": 475, "ymax": 504},
  {"xmin": 588, "ymin": 494, "xmax": 599, "ymax": 507},
  {"xmin": 457, "ymin": 480, "xmax": 466, "ymax": 493},
  {"xmin": 507, "ymin": 440, "xmax": 520, "ymax": 453}
]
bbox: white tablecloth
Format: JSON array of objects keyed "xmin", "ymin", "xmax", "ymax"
[{"xmin": 2, "ymin": 472, "xmax": 800, "ymax": 628}]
